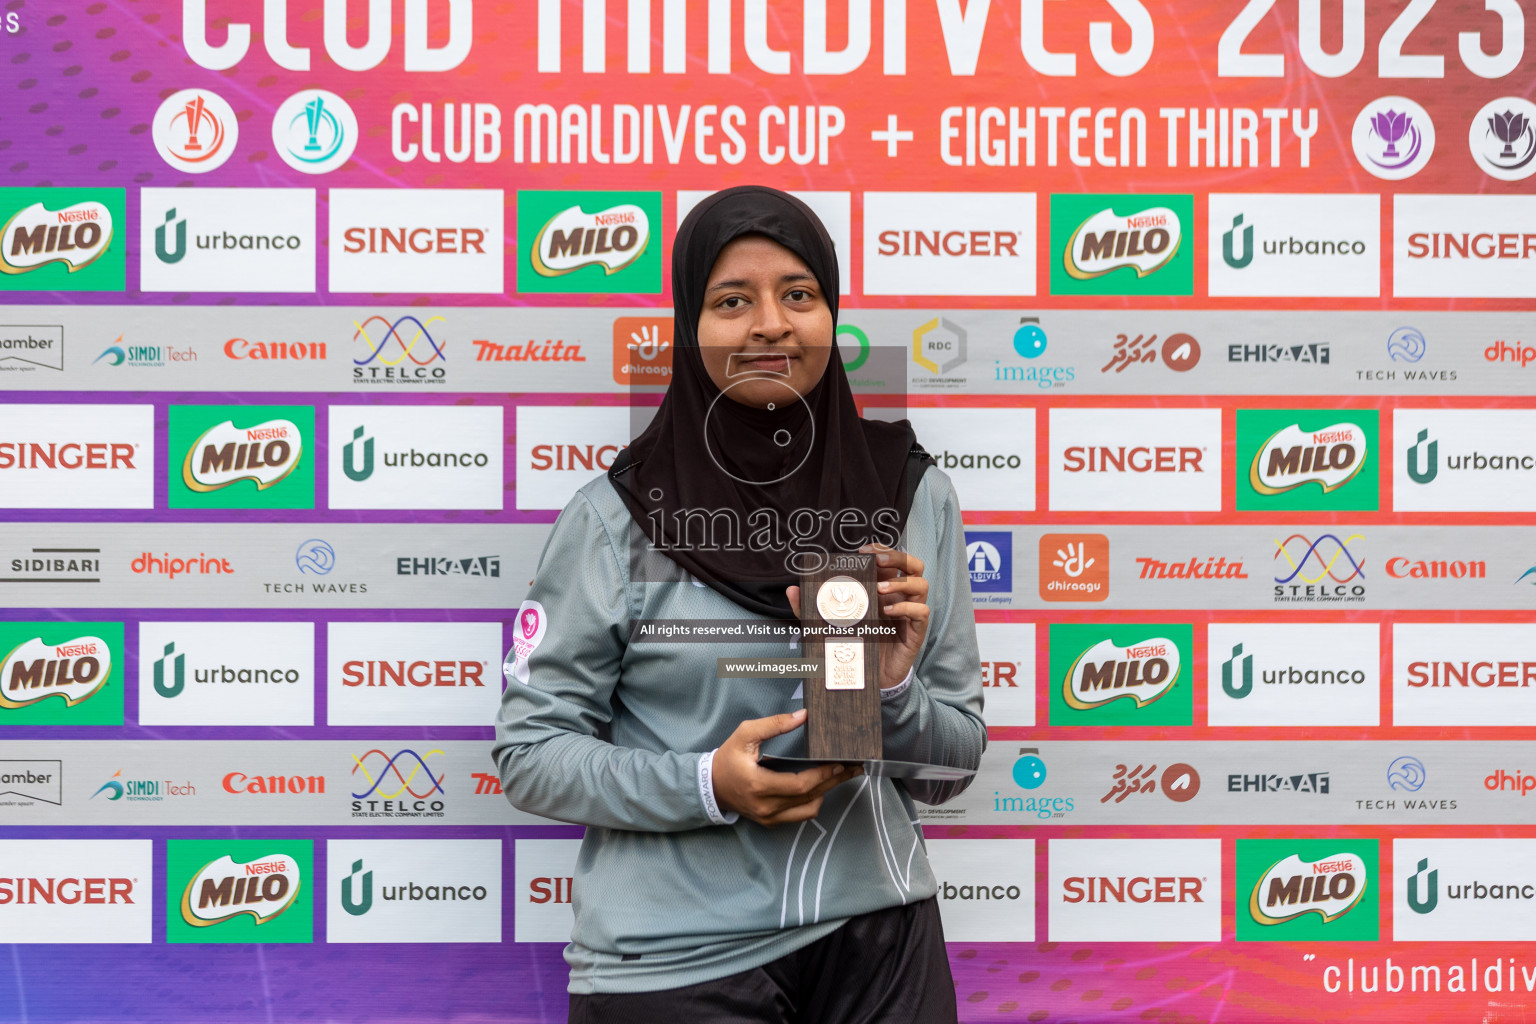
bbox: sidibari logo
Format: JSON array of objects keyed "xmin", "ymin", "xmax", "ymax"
[
  {"xmin": 0, "ymin": 635, "xmax": 111, "ymax": 708},
  {"xmin": 1250, "ymin": 422, "xmax": 1368, "ymax": 495},
  {"xmin": 179, "ymin": 854, "xmax": 301, "ymax": 927},
  {"xmin": 1065, "ymin": 206, "xmax": 1182, "ymax": 280},
  {"xmin": 532, "ymin": 204, "xmax": 650, "ymax": 277},
  {"xmin": 1064, "ymin": 637, "xmax": 1180, "ymax": 710},
  {"xmin": 1249, "ymin": 852, "xmax": 1368, "ymax": 925},
  {"xmin": 1, "ymin": 201, "xmax": 113, "ymax": 275},
  {"xmin": 182, "ymin": 419, "xmax": 303, "ymax": 492}
]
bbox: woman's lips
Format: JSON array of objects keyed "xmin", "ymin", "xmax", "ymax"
[{"xmin": 733, "ymin": 352, "xmax": 794, "ymax": 376}]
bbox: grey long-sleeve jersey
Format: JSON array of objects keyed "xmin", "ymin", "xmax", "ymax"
[{"xmin": 492, "ymin": 469, "xmax": 986, "ymax": 994}]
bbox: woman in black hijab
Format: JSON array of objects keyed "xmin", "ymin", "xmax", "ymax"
[{"xmin": 494, "ymin": 186, "xmax": 985, "ymax": 1023}]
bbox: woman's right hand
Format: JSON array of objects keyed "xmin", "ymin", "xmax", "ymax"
[{"xmin": 712, "ymin": 709, "xmax": 862, "ymax": 826}]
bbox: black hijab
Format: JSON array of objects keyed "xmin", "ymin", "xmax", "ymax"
[{"xmin": 608, "ymin": 186, "xmax": 932, "ymax": 619}]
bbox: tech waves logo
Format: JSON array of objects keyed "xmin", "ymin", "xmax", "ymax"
[
  {"xmin": 350, "ymin": 748, "xmax": 446, "ymax": 818},
  {"xmin": 1237, "ymin": 410, "xmax": 1379, "ymax": 511},
  {"xmin": 1249, "ymin": 852, "xmax": 1369, "ymax": 925},
  {"xmin": 182, "ymin": 419, "xmax": 302, "ymax": 492},
  {"xmin": 1250, "ymin": 423, "xmax": 1368, "ymax": 495},
  {"xmin": 531, "ymin": 204, "xmax": 650, "ymax": 276},
  {"xmin": 179, "ymin": 854, "xmax": 301, "ymax": 927},
  {"xmin": 352, "ymin": 314, "xmax": 447, "ymax": 384},
  {"xmin": 0, "ymin": 635, "xmax": 112, "ymax": 709},
  {"xmin": 1050, "ymin": 194, "xmax": 1194, "ymax": 296},
  {"xmin": 1063, "ymin": 638, "xmax": 1180, "ymax": 711}
]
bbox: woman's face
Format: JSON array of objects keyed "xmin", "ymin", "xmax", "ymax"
[{"xmin": 696, "ymin": 235, "xmax": 834, "ymax": 409}]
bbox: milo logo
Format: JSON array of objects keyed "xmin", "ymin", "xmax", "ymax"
[
  {"xmin": 1063, "ymin": 637, "xmax": 1180, "ymax": 710},
  {"xmin": 1, "ymin": 200, "xmax": 114, "ymax": 274},
  {"xmin": 1249, "ymin": 851, "xmax": 1368, "ymax": 926},
  {"xmin": 180, "ymin": 853, "xmax": 302, "ymax": 928},
  {"xmin": 1250, "ymin": 422, "xmax": 1368, "ymax": 495},
  {"xmin": 182, "ymin": 419, "xmax": 303, "ymax": 493},
  {"xmin": 532, "ymin": 204, "xmax": 650, "ymax": 277},
  {"xmin": 0, "ymin": 635, "xmax": 112, "ymax": 708},
  {"xmin": 1064, "ymin": 206, "xmax": 1182, "ymax": 280}
]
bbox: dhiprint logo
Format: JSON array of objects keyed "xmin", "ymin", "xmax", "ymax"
[
  {"xmin": 0, "ymin": 840, "xmax": 152, "ymax": 944},
  {"xmin": 166, "ymin": 840, "xmax": 312, "ymax": 944},
  {"xmin": 1394, "ymin": 410, "xmax": 1536, "ymax": 512},
  {"xmin": 0, "ymin": 622, "xmax": 124, "ymax": 725},
  {"xmin": 862, "ymin": 191, "xmax": 1036, "ymax": 297},
  {"xmin": 139, "ymin": 189, "xmax": 316, "ymax": 294},
  {"xmin": 1050, "ymin": 194, "xmax": 1194, "ymax": 296},
  {"xmin": 1469, "ymin": 98, "xmax": 1536, "ymax": 182},
  {"xmin": 1050, "ymin": 839, "xmax": 1221, "ymax": 942},
  {"xmin": 1038, "ymin": 533, "xmax": 1109, "ymax": 603},
  {"xmin": 1352, "ymin": 97, "xmax": 1434, "ymax": 180},
  {"xmin": 151, "ymin": 89, "xmax": 238, "ymax": 173},
  {"xmin": 169, "ymin": 405, "xmax": 315, "ymax": 510},
  {"xmin": 329, "ymin": 621, "xmax": 501, "ymax": 726},
  {"xmin": 1387, "ymin": 326, "xmax": 1427, "ymax": 363},
  {"xmin": 352, "ymin": 313, "xmax": 447, "ymax": 385},
  {"xmin": 1237, "ymin": 410, "xmax": 1379, "ymax": 511},
  {"xmin": 1237, "ymin": 839, "xmax": 1378, "ymax": 941},
  {"xmin": 1048, "ymin": 624, "xmax": 1194, "ymax": 727},
  {"xmin": 350, "ymin": 748, "xmax": 447, "ymax": 818},
  {"xmin": 1207, "ymin": 195, "xmax": 1380, "ymax": 298},
  {"xmin": 926, "ymin": 839, "xmax": 1035, "ymax": 942},
  {"xmin": 1387, "ymin": 755, "xmax": 1427, "ymax": 792},
  {"xmin": 612, "ymin": 317, "xmax": 674, "ymax": 386},
  {"xmin": 138, "ymin": 622, "xmax": 315, "ymax": 727},
  {"xmin": 1207, "ymin": 624, "xmax": 1380, "ymax": 727},
  {"xmin": 328, "ymin": 406, "xmax": 503, "ymax": 511},
  {"xmin": 271, "ymin": 90, "xmax": 357, "ymax": 174},
  {"xmin": 0, "ymin": 188, "xmax": 126, "ymax": 291},
  {"xmin": 327, "ymin": 839, "xmax": 501, "ymax": 943},
  {"xmin": 1272, "ymin": 533, "xmax": 1366, "ymax": 604},
  {"xmin": 964, "ymin": 532, "xmax": 1012, "ymax": 594},
  {"xmin": 1049, "ymin": 407, "xmax": 1222, "ymax": 513},
  {"xmin": 517, "ymin": 191, "xmax": 662, "ymax": 294}
]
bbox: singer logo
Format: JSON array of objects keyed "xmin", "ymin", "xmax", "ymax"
[
  {"xmin": 0, "ymin": 635, "xmax": 112, "ymax": 709},
  {"xmin": 516, "ymin": 191, "xmax": 662, "ymax": 294},
  {"xmin": 1050, "ymin": 194, "xmax": 1194, "ymax": 296},
  {"xmin": 168, "ymin": 840, "xmax": 313, "ymax": 943},
  {"xmin": 1238, "ymin": 410, "xmax": 1379, "ymax": 511},
  {"xmin": 169, "ymin": 406, "xmax": 315, "ymax": 510},
  {"xmin": 1050, "ymin": 624, "xmax": 1193, "ymax": 726}
]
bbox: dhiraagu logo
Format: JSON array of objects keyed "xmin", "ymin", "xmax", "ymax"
[
  {"xmin": 0, "ymin": 621, "xmax": 124, "ymax": 725},
  {"xmin": 517, "ymin": 191, "xmax": 662, "ymax": 294},
  {"xmin": 167, "ymin": 839, "xmax": 313, "ymax": 944},
  {"xmin": 1050, "ymin": 194, "xmax": 1193, "ymax": 296},
  {"xmin": 0, "ymin": 188, "xmax": 126, "ymax": 292},
  {"xmin": 168, "ymin": 405, "xmax": 315, "ymax": 510},
  {"xmin": 1048, "ymin": 623, "xmax": 1193, "ymax": 726}
]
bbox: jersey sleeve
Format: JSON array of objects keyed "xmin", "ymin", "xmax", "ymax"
[
  {"xmin": 878, "ymin": 471, "xmax": 988, "ymax": 804},
  {"xmin": 491, "ymin": 488, "xmax": 718, "ymax": 832}
]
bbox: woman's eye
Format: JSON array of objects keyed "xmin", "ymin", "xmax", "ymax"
[
  {"xmin": 787, "ymin": 289, "xmax": 811, "ymax": 302},
  {"xmin": 719, "ymin": 296, "xmax": 744, "ymax": 309}
]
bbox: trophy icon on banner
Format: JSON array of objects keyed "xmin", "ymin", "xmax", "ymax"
[
  {"xmin": 180, "ymin": 95, "xmax": 208, "ymax": 152},
  {"xmin": 1369, "ymin": 109, "xmax": 1412, "ymax": 159},
  {"xmin": 303, "ymin": 97, "xmax": 328, "ymax": 153},
  {"xmin": 1489, "ymin": 110, "xmax": 1530, "ymax": 160}
]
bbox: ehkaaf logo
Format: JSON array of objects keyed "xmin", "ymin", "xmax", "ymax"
[
  {"xmin": 1050, "ymin": 194, "xmax": 1193, "ymax": 296},
  {"xmin": 517, "ymin": 191, "xmax": 662, "ymax": 294},
  {"xmin": 1237, "ymin": 839, "xmax": 1378, "ymax": 941},
  {"xmin": 396, "ymin": 556, "xmax": 500, "ymax": 578},
  {"xmin": 1049, "ymin": 624, "xmax": 1194, "ymax": 726},
  {"xmin": 167, "ymin": 840, "xmax": 312, "ymax": 944},
  {"xmin": 169, "ymin": 405, "xmax": 315, "ymax": 510},
  {"xmin": 0, "ymin": 622, "xmax": 123, "ymax": 725},
  {"xmin": 1237, "ymin": 410, "xmax": 1379, "ymax": 511},
  {"xmin": 0, "ymin": 189, "xmax": 126, "ymax": 291}
]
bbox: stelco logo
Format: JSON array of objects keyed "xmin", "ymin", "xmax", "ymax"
[
  {"xmin": 0, "ymin": 201, "xmax": 114, "ymax": 275},
  {"xmin": 179, "ymin": 854, "xmax": 301, "ymax": 928},
  {"xmin": 182, "ymin": 419, "xmax": 303, "ymax": 492},
  {"xmin": 1064, "ymin": 206, "xmax": 1182, "ymax": 280},
  {"xmin": 1250, "ymin": 422, "xmax": 1368, "ymax": 495},
  {"xmin": 532, "ymin": 204, "xmax": 650, "ymax": 277},
  {"xmin": 1063, "ymin": 637, "xmax": 1180, "ymax": 710},
  {"xmin": 1249, "ymin": 852, "xmax": 1368, "ymax": 925},
  {"xmin": 0, "ymin": 635, "xmax": 111, "ymax": 709}
]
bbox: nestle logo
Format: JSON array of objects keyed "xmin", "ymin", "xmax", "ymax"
[{"xmin": 245, "ymin": 427, "xmax": 288, "ymax": 441}]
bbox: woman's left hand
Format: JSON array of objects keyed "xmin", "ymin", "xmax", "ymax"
[{"xmin": 786, "ymin": 544, "xmax": 928, "ymax": 690}]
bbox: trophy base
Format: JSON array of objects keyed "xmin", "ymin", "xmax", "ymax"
[{"xmin": 757, "ymin": 755, "xmax": 976, "ymax": 781}]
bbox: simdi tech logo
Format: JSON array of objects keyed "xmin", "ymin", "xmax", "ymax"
[
  {"xmin": 1050, "ymin": 194, "xmax": 1194, "ymax": 296},
  {"xmin": 517, "ymin": 190, "xmax": 662, "ymax": 294},
  {"xmin": 1236, "ymin": 409, "xmax": 1379, "ymax": 511},
  {"xmin": 166, "ymin": 839, "xmax": 312, "ymax": 944},
  {"xmin": 0, "ymin": 622, "xmax": 124, "ymax": 725},
  {"xmin": 1236, "ymin": 839, "xmax": 1379, "ymax": 942},
  {"xmin": 1047, "ymin": 623, "xmax": 1194, "ymax": 727},
  {"xmin": 168, "ymin": 405, "xmax": 315, "ymax": 510},
  {"xmin": 0, "ymin": 188, "xmax": 126, "ymax": 292}
]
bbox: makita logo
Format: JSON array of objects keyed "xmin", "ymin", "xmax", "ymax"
[
  {"xmin": 1065, "ymin": 207, "xmax": 1182, "ymax": 279},
  {"xmin": 1062, "ymin": 876, "xmax": 1203, "ymax": 904},
  {"xmin": 1136, "ymin": 556, "xmax": 1246, "ymax": 580},
  {"xmin": 222, "ymin": 772, "xmax": 325, "ymax": 794},
  {"xmin": 1250, "ymin": 423, "xmax": 1368, "ymax": 494},
  {"xmin": 340, "ymin": 660, "xmax": 486, "ymax": 687},
  {"xmin": 182, "ymin": 419, "xmax": 302, "ymax": 492},
  {"xmin": 395, "ymin": 556, "xmax": 500, "ymax": 577},
  {"xmin": 0, "ymin": 635, "xmax": 111, "ymax": 709},
  {"xmin": 1, "ymin": 201, "xmax": 113, "ymax": 274},
  {"xmin": 471, "ymin": 339, "xmax": 585, "ymax": 362},
  {"xmin": 180, "ymin": 854, "xmax": 301, "ymax": 926},
  {"xmin": 1062, "ymin": 446, "xmax": 1202, "ymax": 473},
  {"xmin": 0, "ymin": 442, "xmax": 136, "ymax": 470},
  {"xmin": 1249, "ymin": 852, "xmax": 1367, "ymax": 925},
  {"xmin": 532, "ymin": 204, "xmax": 650, "ymax": 276},
  {"xmin": 0, "ymin": 877, "xmax": 134, "ymax": 905},
  {"xmin": 1063, "ymin": 638, "xmax": 1180, "ymax": 710}
]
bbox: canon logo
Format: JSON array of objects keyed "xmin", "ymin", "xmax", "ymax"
[
  {"xmin": 1407, "ymin": 661, "xmax": 1536, "ymax": 687},
  {"xmin": 1062, "ymin": 446, "xmax": 1202, "ymax": 473},
  {"xmin": 1406, "ymin": 233, "xmax": 1536, "ymax": 260},
  {"xmin": 224, "ymin": 339, "xmax": 327, "ymax": 361},
  {"xmin": 222, "ymin": 772, "xmax": 325, "ymax": 794},
  {"xmin": 0, "ymin": 442, "xmax": 135, "ymax": 470},
  {"xmin": 341, "ymin": 660, "xmax": 485, "ymax": 687},
  {"xmin": 876, "ymin": 230, "xmax": 1019, "ymax": 258},
  {"xmin": 529, "ymin": 444, "xmax": 622, "ymax": 472},
  {"xmin": 1062, "ymin": 876, "xmax": 1203, "ymax": 903},
  {"xmin": 1386, "ymin": 557, "xmax": 1486, "ymax": 579},
  {"xmin": 342, "ymin": 227, "xmax": 486, "ymax": 255},
  {"xmin": 0, "ymin": 877, "xmax": 134, "ymax": 904}
]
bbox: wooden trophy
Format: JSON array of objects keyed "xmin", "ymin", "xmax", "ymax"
[{"xmin": 801, "ymin": 552, "xmax": 882, "ymax": 763}]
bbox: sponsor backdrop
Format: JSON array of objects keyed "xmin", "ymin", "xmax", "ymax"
[{"xmin": 1, "ymin": 1, "xmax": 1534, "ymax": 1021}]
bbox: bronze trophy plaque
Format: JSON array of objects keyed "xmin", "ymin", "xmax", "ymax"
[{"xmin": 801, "ymin": 553, "xmax": 882, "ymax": 762}]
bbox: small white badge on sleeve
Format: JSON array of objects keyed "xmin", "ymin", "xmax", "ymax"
[{"xmin": 507, "ymin": 600, "xmax": 547, "ymax": 684}]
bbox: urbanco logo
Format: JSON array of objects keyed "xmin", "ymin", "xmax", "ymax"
[
  {"xmin": 166, "ymin": 839, "xmax": 312, "ymax": 944},
  {"xmin": 0, "ymin": 622, "xmax": 124, "ymax": 725},
  {"xmin": 517, "ymin": 191, "xmax": 662, "ymax": 294},
  {"xmin": 137, "ymin": 622, "xmax": 315, "ymax": 727},
  {"xmin": 1049, "ymin": 407, "xmax": 1221, "ymax": 512},
  {"xmin": 1206, "ymin": 623, "xmax": 1380, "ymax": 727},
  {"xmin": 139, "ymin": 188, "xmax": 315, "ymax": 293},
  {"xmin": 327, "ymin": 839, "xmax": 501, "ymax": 943},
  {"xmin": 1394, "ymin": 410, "xmax": 1536, "ymax": 512},
  {"xmin": 0, "ymin": 839, "xmax": 152, "ymax": 943},
  {"xmin": 863, "ymin": 192, "xmax": 1036, "ymax": 297},
  {"xmin": 151, "ymin": 90, "xmax": 238, "ymax": 173},
  {"xmin": 328, "ymin": 405, "xmax": 504, "ymax": 511},
  {"xmin": 925, "ymin": 839, "xmax": 1034, "ymax": 942},
  {"xmin": 905, "ymin": 408, "xmax": 1034, "ymax": 512},
  {"xmin": 1237, "ymin": 409, "xmax": 1379, "ymax": 511},
  {"xmin": 1048, "ymin": 623, "xmax": 1194, "ymax": 727},
  {"xmin": 1050, "ymin": 839, "xmax": 1220, "ymax": 942},
  {"xmin": 331, "ymin": 189, "xmax": 504, "ymax": 294},
  {"xmin": 169, "ymin": 405, "xmax": 315, "ymax": 510},
  {"xmin": 0, "ymin": 188, "xmax": 126, "ymax": 291},
  {"xmin": 1237, "ymin": 839, "xmax": 1379, "ymax": 941},
  {"xmin": 0, "ymin": 403, "xmax": 153, "ymax": 510},
  {"xmin": 1050, "ymin": 194, "xmax": 1194, "ymax": 296},
  {"xmin": 1394, "ymin": 839, "xmax": 1536, "ymax": 941},
  {"xmin": 1207, "ymin": 194, "xmax": 1379, "ymax": 298}
]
